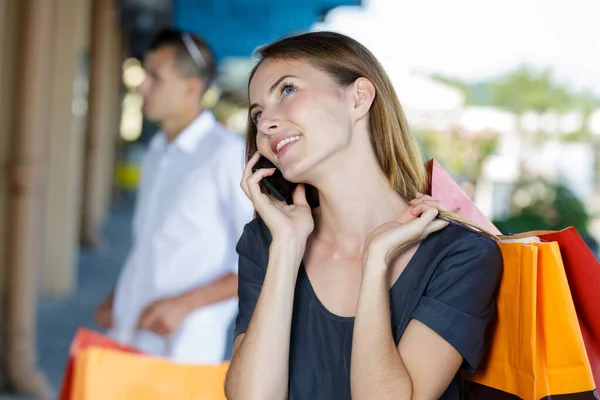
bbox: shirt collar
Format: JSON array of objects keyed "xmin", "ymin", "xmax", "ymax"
[{"xmin": 151, "ymin": 111, "xmax": 217, "ymax": 154}]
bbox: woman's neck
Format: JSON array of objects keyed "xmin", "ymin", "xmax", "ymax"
[{"xmin": 310, "ymin": 143, "xmax": 410, "ymax": 254}]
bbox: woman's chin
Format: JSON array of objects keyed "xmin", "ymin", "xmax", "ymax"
[
  {"xmin": 280, "ymin": 161, "xmax": 305, "ymax": 182},
  {"xmin": 282, "ymin": 171, "xmax": 302, "ymax": 184},
  {"xmin": 280, "ymin": 153, "xmax": 324, "ymax": 185}
]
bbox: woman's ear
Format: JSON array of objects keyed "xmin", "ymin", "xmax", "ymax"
[{"xmin": 351, "ymin": 77, "xmax": 376, "ymax": 122}]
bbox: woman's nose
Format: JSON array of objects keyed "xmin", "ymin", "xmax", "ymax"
[{"xmin": 257, "ymin": 112, "xmax": 280, "ymax": 134}]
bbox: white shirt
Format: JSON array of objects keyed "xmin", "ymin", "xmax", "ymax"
[{"xmin": 109, "ymin": 111, "xmax": 253, "ymax": 364}]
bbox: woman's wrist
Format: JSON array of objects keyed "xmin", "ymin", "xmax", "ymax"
[
  {"xmin": 270, "ymin": 237, "xmax": 306, "ymax": 268},
  {"xmin": 361, "ymin": 252, "xmax": 388, "ymax": 278}
]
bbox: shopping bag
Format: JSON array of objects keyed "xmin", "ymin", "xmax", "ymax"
[
  {"xmin": 426, "ymin": 159, "xmax": 600, "ymax": 398},
  {"xmin": 462, "ymin": 239, "xmax": 597, "ymax": 399},
  {"xmin": 508, "ymin": 228, "xmax": 600, "ymax": 387},
  {"xmin": 71, "ymin": 346, "xmax": 229, "ymax": 399},
  {"xmin": 58, "ymin": 328, "xmax": 141, "ymax": 400},
  {"xmin": 425, "ymin": 159, "xmax": 501, "ymax": 235}
]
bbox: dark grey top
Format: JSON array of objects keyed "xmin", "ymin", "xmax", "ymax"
[{"xmin": 234, "ymin": 218, "xmax": 503, "ymax": 400}]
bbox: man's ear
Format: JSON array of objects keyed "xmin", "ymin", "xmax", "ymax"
[
  {"xmin": 187, "ymin": 76, "xmax": 206, "ymax": 100},
  {"xmin": 351, "ymin": 77, "xmax": 376, "ymax": 122}
]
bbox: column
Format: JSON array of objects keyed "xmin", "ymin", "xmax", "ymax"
[
  {"xmin": 80, "ymin": 0, "xmax": 122, "ymax": 247},
  {"xmin": 41, "ymin": 0, "xmax": 91, "ymax": 296},
  {"xmin": 0, "ymin": 0, "xmax": 9, "ymax": 310},
  {"xmin": 0, "ymin": 0, "xmax": 10, "ymax": 387},
  {"xmin": 4, "ymin": 0, "xmax": 55, "ymax": 397}
]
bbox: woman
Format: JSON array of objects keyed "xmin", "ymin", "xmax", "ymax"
[{"xmin": 225, "ymin": 31, "xmax": 503, "ymax": 400}]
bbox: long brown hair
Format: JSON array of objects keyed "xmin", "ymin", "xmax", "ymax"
[{"xmin": 245, "ymin": 31, "xmax": 498, "ymax": 241}]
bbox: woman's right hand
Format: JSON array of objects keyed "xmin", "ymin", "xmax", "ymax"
[{"xmin": 241, "ymin": 152, "xmax": 315, "ymax": 245}]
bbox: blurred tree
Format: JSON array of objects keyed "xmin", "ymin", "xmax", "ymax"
[
  {"xmin": 493, "ymin": 177, "xmax": 598, "ymax": 255},
  {"xmin": 428, "ymin": 74, "xmax": 469, "ymax": 97},
  {"xmin": 417, "ymin": 128, "xmax": 498, "ymax": 183},
  {"xmin": 429, "ymin": 67, "xmax": 600, "ymax": 252},
  {"xmin": 431, "ymin": 66, "xmax": 600, "ymax": 113},
  {"xmin": 489, "ymin": 66, "xmax": 570, "ymax": 114},
  {"xmin": 493, "ymin": 177, "xmax": 589, "ymax": 232},
  {"xmin": 484, "ymin": 66, "xmax": 600, "ymax": 211}
]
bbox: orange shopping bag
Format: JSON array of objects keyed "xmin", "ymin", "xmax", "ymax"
[
  {"xmin": 71, "ymin": 347, "xmax": 229, "ymax": 400},
  {"xmin": 426, "ymin": 159, "xmax": 599, "ymax": 399},
  {"xmin": 463, "ymin": 239, "xmax": 597, "ymax": 399},
  {"xmin": 58, "ymin": 328, "xmax": 141, "ymax": 400}
]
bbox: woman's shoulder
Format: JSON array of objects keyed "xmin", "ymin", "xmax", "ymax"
[
  {"xmin": 433, "ymin": 222, "xmax": 500, "ymax": 251},
  {"xmin": 429, "ymin": 222, "xmax": 503, "ymax": 275},
  {"xmin": 245, "ymin": 216, "xmax": 272, "ymax": 243},
  {"xmin": 236, "ymin": 216, "xmax": 273, "ymax": 264}
]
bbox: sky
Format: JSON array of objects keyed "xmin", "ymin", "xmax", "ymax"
[{"xmin": 314, "ymin": 0, "xmax": 600, "ymax": 96}]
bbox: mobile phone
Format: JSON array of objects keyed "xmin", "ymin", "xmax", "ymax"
[{"xmin": 251, "ymin": 156, "xmax": 298, "ymax": 203}]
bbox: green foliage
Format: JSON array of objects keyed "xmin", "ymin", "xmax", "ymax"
[
  {"xmin": 416, "ymin": 128, "xmax": 498, "ymax": 182},
  {"xmin": 489, "ymin": 66, "xmax": 570, "ymax": 114},
  {"xmin": 559, "ymin": 129, "xmax": 592, "ymax": 143},
  {"xmin": 429, "ymin": 74, "xmax": 488, "ymax": 105},
  {"xmin": 430, "ymin": 66, "xmax": 600, "ymax": 114},
  {"xmin": 428, "ymin": 66, "xmax": 597, "ymax": 250},
  {"xmin": 570, "ymin": 91, "xmax": 600, "ymax": 114},
  {"xmin": 492, "ymin": 177, "xmax": 591, "ymax": 235},
  {"xmin": 428, "ymin": 73, "xmax": 469, "ymax": 96}
]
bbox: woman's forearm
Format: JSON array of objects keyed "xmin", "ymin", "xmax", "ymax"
[
  {"xmin": 350, "ymin": 261, "xmax": 412, "ymax": 400},
  {"xmin": 225, "ymin": 239, "xmax": 303, "ymax": 400}
]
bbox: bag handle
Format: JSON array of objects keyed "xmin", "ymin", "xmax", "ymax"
[
  {"xmin": 498, "ymin": 230, "xmax": 557, "ymax": 240},
  {"xmin": 437, "ymin": 209, "xmax": 562, "ymax": 243},
  {"xmin": 437, "ymin": 210, "xmax": 501, "ymax": 241}
]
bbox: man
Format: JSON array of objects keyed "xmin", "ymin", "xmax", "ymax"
[{"xmin": 94, "ymin": 28, "xmax": 253, "ymax": 364}]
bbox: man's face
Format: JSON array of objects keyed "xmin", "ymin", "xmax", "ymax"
[{"xmin": 138, "ymin": 46, "xmax": 194, "ymax": 123}]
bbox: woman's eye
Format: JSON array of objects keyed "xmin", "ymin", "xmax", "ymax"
[
  {"xmin": 254, "ymin": 112, "xmax": 262, "ymax": 123},
  {"xmin": 283, "ymin": 86, "xmax": 296, "ymax": 95}
]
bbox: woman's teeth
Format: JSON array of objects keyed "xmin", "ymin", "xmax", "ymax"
[{"xmin": 276, "ymin": 135, "xmax": 301, "ymax": 152}]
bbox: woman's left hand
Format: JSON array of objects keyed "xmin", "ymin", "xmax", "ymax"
[
  {"xmin": 363, "ymin": 201, "xmax": 449, "ymax": 272},
  {"xmin": 397, "ymin": 192, "xmax": 452, "ymax": 223}
]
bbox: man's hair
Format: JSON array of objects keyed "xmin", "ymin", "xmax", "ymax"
[{"xmin": 148, "ymin": 28, "xmax": 217, "ymax": 88}]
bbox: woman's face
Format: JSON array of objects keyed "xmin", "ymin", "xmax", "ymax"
[{"xmin": 248, "ymin": 58, "xmax": 355, "ymax": 182}]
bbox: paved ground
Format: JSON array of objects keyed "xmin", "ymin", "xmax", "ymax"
[{"xmin": 27, "ymin": 198, "xmax": 234, "ymax": 398}]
